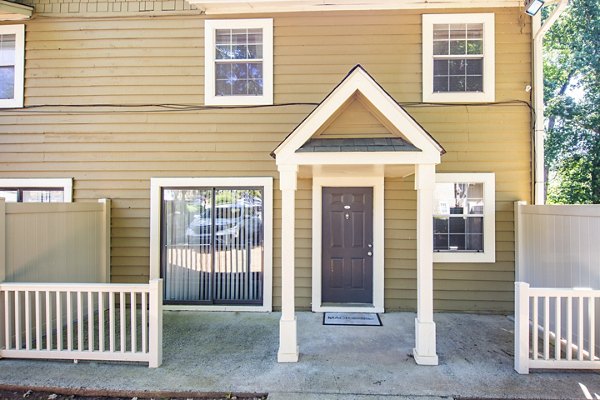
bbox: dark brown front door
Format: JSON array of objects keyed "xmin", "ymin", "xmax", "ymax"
[{"xmin": 322, "ymin": 187, "xmax": 373, "ymax": 304}]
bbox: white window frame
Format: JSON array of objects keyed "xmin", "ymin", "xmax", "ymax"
[
  {"xmin": 204, "ymin": 19, "xmax": 273, "ymax": 106},
  {"xmin": 422, "ymin": 13, "xmax": 495, "ymax": 103},
  {"xmin": 149, "ymin": 176, "xmax": 273, "ymax": 312},
  {"xmin": 0, "ymin": 178, "xmax": 73, "ymax": 202},
  {"xmin": 433, "ymin": 173, "xmax": 495, "ymax": 263},
  {"xmin": 0, "ymin": 24, "xmax": 25, "ymax": 109}
]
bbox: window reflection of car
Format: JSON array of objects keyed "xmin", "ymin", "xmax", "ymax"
[{"xmin": 185, "ymin": 204, "xmax": 262, "ymax": 246}]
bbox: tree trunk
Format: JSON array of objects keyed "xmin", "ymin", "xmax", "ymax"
[{"xmin": 546, "ymin": 71, "xmax": 575, "ymax": 133}]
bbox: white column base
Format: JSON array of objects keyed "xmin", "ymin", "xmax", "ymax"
[
  {"xmin": 277, "ymin": 317, "xmax": 299, "ymax": 363},
  {"xmin": 413, "ymin": 318, "xmax": 438, "ymax": 366}
]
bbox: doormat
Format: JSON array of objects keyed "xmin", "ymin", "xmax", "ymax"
[{"xmin": 323, "ymin": 312, "xmax": 382, "ymax": 326}]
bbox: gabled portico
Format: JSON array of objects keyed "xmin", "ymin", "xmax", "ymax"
[{"xmin": 273, "ymin": 65, "xmax": 444, "ymax": 366}]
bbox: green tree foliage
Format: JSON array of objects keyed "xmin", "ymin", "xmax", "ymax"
[{"xmin": 544, "ymin": 0, "xmax": 599, "ymax": 204}]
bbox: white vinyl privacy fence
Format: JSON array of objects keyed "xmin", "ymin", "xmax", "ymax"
[
  {"xmin": 0, "ymin": 198, "xmax": 110, "ymax": 283},
  {"xmin": 0, "ymin": 279, "xmax": 163, "ymax": 367},
  {"xmin": 514, "ymin": 203, "xmax": 600, "ymax": 373}
]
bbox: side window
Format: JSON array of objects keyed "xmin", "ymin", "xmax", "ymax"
[
  {"xmin": 0, "ymin": 179, "xmax": 73, "ymax": 202},
  {"xmin": 204, "ymin": 19, "xmax": 273, "ymax": 106},
  {"xmin": 0, "ymin": 25, "xmax": 25, "ymax": 108},
  {"xmin": 422, "ymin": 14, "xmax": 495, "ymax": 103},
  {"xmin": 433, "ymin": 173, "xmax": 495, "ymax": 263}
]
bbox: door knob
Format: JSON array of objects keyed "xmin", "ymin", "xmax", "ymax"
[{"xmin": 367, "ymin": 251, "xmax": 373, "ymax": 256}]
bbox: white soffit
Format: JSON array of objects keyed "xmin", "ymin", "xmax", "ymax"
[
  {"xmin": 188, "ymin": 0, "xmax": 521, "ymax": 14},
  {"xmin": 0, "ymin": 0, "xmax": 32, "ymax": 20}
]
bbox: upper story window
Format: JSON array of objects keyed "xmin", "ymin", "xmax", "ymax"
[
  {"xmin": 422, "ymin": 14, "xmax": 495, "ymax": 103},
  {"xmin": 433, "ymin": 173, "xmax": 495, "ymax": 263},
  {"xmin": 0, "ymin": 25, "xmax": 24, "ymax": 108},
  {"xmin": 205, "ymin": 19, "xmax": 273, "ymax": 106},
  {"xmin": 0, "ymin": 178, "xmax": 73, "ymax": 203}
]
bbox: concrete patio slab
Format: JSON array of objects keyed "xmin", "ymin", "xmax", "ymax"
[{"xmin": 0, "ymin": 312, "xmax": 597, "ymax": 399}]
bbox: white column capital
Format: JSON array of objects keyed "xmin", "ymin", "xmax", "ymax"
[
  {"xmin": 414, "ymin": 164, "xmax": 436, "ymax": 191},
  {"xmin": 278, "ymin": 164, "xmax": 298, "ymax": 191}
]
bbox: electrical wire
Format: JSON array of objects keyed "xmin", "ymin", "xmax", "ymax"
[{"xmin": 0, "ymin": 100, "xmax": 533, "ymax": 114}]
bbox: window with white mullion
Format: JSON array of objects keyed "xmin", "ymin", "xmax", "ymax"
[
  {"xmin": 433, "ymin": 173, "xmax": 495, "ymax": 263},
  {"xmin": 423, "ymin": 14, "xmax": 494, "ymax": 102},
  {"xmin": 432, "ymin": 22, "xmax": 484, "ymax": 93},
  {"xmin": 205, "ymin": 19, "xmax": 272, "ymax": 105}
]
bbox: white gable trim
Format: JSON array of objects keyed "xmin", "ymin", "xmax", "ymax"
[{"xmin": 274, "ymin": 66, "xmax": 443, "ymax": 166}]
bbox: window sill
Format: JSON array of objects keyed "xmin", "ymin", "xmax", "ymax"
[
  {"xmin": 433, "ymin": 251, "xmax": 495, "ymax": 263},
  {"xmin": 423, "ymin": 91, "xmax": 494, "ymax": 103},
  {"xmin": 204, "ymin": 94, "xmax": 273, "ymax": 106}
]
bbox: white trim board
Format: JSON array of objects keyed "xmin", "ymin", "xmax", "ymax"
[
  {"xmin": 149, "ymin": 176, "xmax": 274, "ymax": 312},
  {"xmin": 0, "ymin": 178, "xmax": 73, "ymax": 202},
  {"xmin": 312, "ymin": 176, "xmax": 385, "ymax": 313}
]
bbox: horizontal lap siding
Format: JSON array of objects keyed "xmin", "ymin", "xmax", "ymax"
[{"xmin": 0, "ymin": 8, "xmax": 530, "ymax": 312}]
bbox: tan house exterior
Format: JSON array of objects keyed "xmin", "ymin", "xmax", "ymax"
[{"xmin": 0, "ymin": 0, "xmax": 534, "ymax": 364}]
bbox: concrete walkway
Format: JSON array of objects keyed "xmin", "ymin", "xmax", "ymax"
[{"xmin": 0, "ymin": 312, "xmax": 598, "ymax": 399}]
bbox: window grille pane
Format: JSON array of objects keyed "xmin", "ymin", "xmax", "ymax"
[
  {"xmin": 215, "ymin": 61, "xmax": 263, "ymax": 96},
  {"xmin": 466, "ymin": 76, "xmax": 483, "ymax": 92},
  {"xmin": 466, "ymin": 40, "xmax": 483, "ymax": 55},
  {"xmin": 466, "ymin": 58, "xmax": 483, "ymax": 74},
  {"xmin": 433, "ymin": 76, "xmax": 449, "ymax": 92},
  {"xmin": 449, "ymin": 40, "xmax": 466, "ymax": 55},
  {"xmin": 466, "ymin": 233, "xmax": 483, "ymax": 251},
  {"xmin": 433, "ymin": 59, "xmax": 449, "ymax": 76},
  {"xmin": 467, "ymin": 23, "xmax": 483, "ymax": 39},
  {"xmin": 213, "ymin": 27, "xmax": 264, "ymax": 97},
  {"xmin": 433, "ymin": 41, "xmax": 449, "ymax": 55},
  {"xmin": 22, "ymin": 190, "xmax": 64, "ymax": 203},
  {"xmin": 433, "ymin": 24, "xmax": 449, "ymax": 39},
  {"xmin": 433, "ymin": 182, "xmax": 485, "ymax": 252},
  {"xmin": 448, "ymin": 59, "xmax": 466, "ymax": 75},
  {"xmin": 216, "ymin": 79, "xmax": 233, "ymax": 96},
  {"xmin": 0, "ymin": 66, "xmax": 14, "ymax": 99},
  {"xmin": 431, "ymin": 22, "xmax": 485, "ymax": 93},
  {"xmin": 449, "ymin": 76, "xmax": 466, "ymax": 91},
  {"xmin": 0, "ymin": 34, "xmax": 16, "ymax": 66},
  {"xmin": 449, "ymin": 24, "xmax": 467, "ymax": 39}
]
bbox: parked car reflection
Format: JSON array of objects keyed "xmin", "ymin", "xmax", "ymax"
[{"xmin": 185, "ymin": 203, "xmax": 262, "ymax": 247}]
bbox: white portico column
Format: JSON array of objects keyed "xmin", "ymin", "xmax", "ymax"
[
  {"xmin": 413, "ymin": 163, "xmax": 439, "ymax": 365},
  {"xmin": 277, "ymin": 164, "xmax": 299, "ymax": 362}
]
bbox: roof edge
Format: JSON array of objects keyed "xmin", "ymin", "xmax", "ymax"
[{"xmin": 189, "ymin": 0, "xmax": 522, "ymax": 15}]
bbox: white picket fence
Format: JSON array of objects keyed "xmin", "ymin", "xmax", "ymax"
[
  {"xmin": 0, "ymin": 279, "xmax": 163, "ymax": 367},
  {"xmin": 515, "ymin": 282, "xmax": 600, "ymax": 374}
]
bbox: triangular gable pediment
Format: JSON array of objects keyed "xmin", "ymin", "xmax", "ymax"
[
  {"xmin": 316, "ymin": 93, "xmax": 396, "ymax": 139},
  {"xmin": 273, "ymin": 65, "xmax": 444, "ymax": 165}
]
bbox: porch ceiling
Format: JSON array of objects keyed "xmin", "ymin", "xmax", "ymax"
[{"xmin": 297, "ymin": 163, "xmax": 415, "ymax": 178}]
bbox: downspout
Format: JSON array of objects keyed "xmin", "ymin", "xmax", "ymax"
[{"xmin": 532, "ymin": 0, "xmax": 569, "ymax": 204}]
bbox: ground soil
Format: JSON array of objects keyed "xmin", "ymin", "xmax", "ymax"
[{"xmin": 0, "ymin": 389, "xmax": 266, "ymax": 400}]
